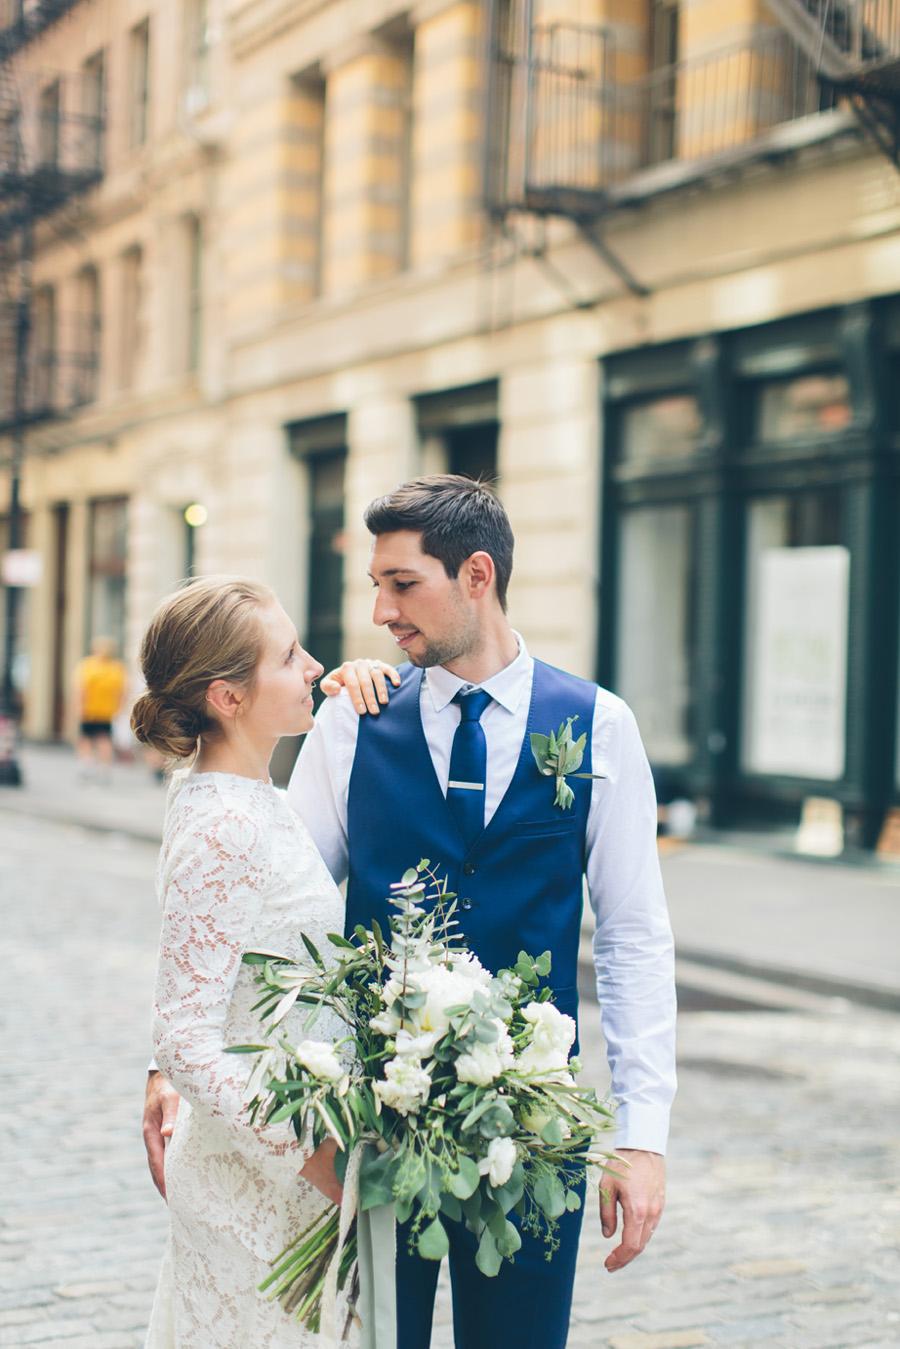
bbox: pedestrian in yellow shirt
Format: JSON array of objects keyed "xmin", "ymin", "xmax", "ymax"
[{"xmin": 73, "ymin": 636, "xmax": 127, "ymax": 781}]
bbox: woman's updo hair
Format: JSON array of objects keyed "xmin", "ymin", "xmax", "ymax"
[{"xmin": 131, "ymin": 576, "xmax": 276, "ymax": 759}]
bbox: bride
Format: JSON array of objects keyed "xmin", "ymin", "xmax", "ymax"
[{"xmin": 133, "ymin": 576, "xmax": 371, "ymax": 1348}]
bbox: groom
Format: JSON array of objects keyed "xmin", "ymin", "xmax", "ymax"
[{"xmin": 144, "ymin": 474, "xmax": 676, "ymax": 1348}]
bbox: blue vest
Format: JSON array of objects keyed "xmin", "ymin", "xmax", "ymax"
[{"xmin": 346, "ymin": 659, "xmax": 597, "ymax": 1030}]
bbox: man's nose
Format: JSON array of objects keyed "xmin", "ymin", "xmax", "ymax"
[{"xmin": 372, "ymin": 590, "xmax": 398, "ymax": 626}]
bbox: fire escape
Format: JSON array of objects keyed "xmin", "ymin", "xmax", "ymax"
[
  {"xmin": 0, "ymin": 0, "xmax": 104, "ymax": 783},
  {"xmin": 483, "ymin": 1, "xmax": 900, "ymax": 290}
]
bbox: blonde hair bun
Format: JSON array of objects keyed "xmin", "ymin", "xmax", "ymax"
[{"xmin": 131, "ymin": 576, "xmax": 276, "ymax": 760}]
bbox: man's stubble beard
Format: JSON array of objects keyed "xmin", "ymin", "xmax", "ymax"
[{"xmin": 407, "ymin": 612, "xmax": 481, "ymax": 670}]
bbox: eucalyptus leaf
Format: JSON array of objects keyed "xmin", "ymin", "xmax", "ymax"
[
  {"xmin": 440, "ymin": 1192, "xmax": 463, "ymax": 1223},
  {"xmin": 533, "ymin": 1173, "xmax": 566, "ymax": 1220},
  {"xmin": 475, "ymin": 1227, "xmax": 502, "ymax": 1278},
  {"xmin": 418, "ymin": 1216, "xmax": 449, "ymax": 1261},
  {"xmin": 447, "ymin": 1156, "xmax": 480, "ymax": 1200},
  {"xmin": 495, "ymin": 1218, "xmax": 522, "ymax": 1258}
]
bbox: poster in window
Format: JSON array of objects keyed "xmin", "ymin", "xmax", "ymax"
[{"xmin": 744, "ymin": 546, "xmax": 849, "ymax": 780}]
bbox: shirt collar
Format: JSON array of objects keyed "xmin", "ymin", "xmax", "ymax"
[{"xmin": 422, "ymin": 632, "xmax": 533, "ymax": 715}]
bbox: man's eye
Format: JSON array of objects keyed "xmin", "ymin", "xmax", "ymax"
[{"xmin": 395, "ymin": 581, "xmax": 415, "ymax": 592}]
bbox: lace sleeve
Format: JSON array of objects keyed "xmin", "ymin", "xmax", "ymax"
[{"xmin": 152, "ymin": 788, "xmax": 312, "ymax": 1171}]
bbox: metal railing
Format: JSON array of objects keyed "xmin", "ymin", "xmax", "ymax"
[
  {"xmin": 0, "ymin": 1, "xmax": 84, "ymax": 60},
  {"xmin": 486, "ymin": 16, "xmax": 831, "ymax": 216}
]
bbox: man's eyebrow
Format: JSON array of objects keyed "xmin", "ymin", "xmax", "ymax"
[{"xmin": 367, "ymin": 568, "xmax": 423, "ymax": 579}]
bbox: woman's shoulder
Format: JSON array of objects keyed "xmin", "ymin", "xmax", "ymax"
[{"xmin": 162, "ymin": 773, "xmax": 278, "ymax": 860}]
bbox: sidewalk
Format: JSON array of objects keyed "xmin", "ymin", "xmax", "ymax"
[{"xmin": 4, "ymin": 741, "xmax": 899, "ymax": 1009}]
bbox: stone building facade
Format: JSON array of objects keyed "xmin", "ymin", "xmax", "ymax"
[{"xmin": 2, "ymin": 0, "xmax": 899, "ymax": 841}]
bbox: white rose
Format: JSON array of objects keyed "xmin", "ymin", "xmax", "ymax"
[
  {"xmin": 455, "ymin": 1025, "xmax": 515, "ymax": 1086},
  {"xmin": 295, "ymin": 1040, "xmax": 344, "ymax": 1082},
  {"xmin": 517, "ymin": 1002, "xmax": 576, "ymax": 1075},
  {"xmin": 478, "ymin": 1136, "xmax": 517, "ymax": 1189},
  {"xmin": 394, "ymin": 1027, "xmax": 441, "ymax": 1059},
  {"xmin": 369, "ymin": 1007, "xmax": 402, "ymax": 1037},
  {"xmin": 408, "ymin": 965, "xmax": 482, "ymax": 1039},
  {"xmin": 373, "ymin": 1056, "xmax": 432, "ymax": 1116}
]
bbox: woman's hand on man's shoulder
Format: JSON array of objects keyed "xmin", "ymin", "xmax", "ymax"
[{"xmin": 319, "ymin": 659, "xmax": 401, "ymax": 716}]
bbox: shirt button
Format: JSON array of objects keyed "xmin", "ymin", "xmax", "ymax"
[
  {"xmin": 461, "ymin": 897, "xmax": 474, "ymax": 912},
  {"xmin": 463, "ymin": 862, "xmax": 476, "ymax": 876}
]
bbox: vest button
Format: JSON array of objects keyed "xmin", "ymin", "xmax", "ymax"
[
  {"xmin": 461, "ymin": 897, "xmax": 474, "ymax": 911},
  {"xmin": 463, "ymin": 862, "xmax": 476, "ymax": 876}
]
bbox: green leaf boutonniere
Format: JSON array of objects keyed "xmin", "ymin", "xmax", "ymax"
[{"xmin": 530, "ymin": 716, "xmax": 607, "ymax": 811}]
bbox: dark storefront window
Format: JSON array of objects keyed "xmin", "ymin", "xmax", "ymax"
[
  {"xmin": 616, "ymin": 504, "xmax": 695, "ymax": 765},
  {"xmin": 288, "ymin": 414, "xmax": 348, "ymax": 693},
  {"xmin": 619, "ymin": 394, "xmax": 701, "ymax": 466},
  {"xmin": 416, "ymin": 382, "xmax": 500, "ymax": 485},
  {"xmin": 87, "ymin": 498, "xmax": 128, "ymax": 653},
  {"xmin": 741, "ymin": 490, "xmax": 849, "ymax": 782},
  {"xmin": 756, "ymin": 372, "xmax": 851, "ymax": 442}
]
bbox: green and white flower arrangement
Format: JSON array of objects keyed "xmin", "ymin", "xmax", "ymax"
[{"xmin": 228, "ymin": 862, "xmax": 615, "ymax": 1335}]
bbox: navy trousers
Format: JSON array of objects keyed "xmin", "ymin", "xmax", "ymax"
[{"xmin": 395, "ymin": 1181, "xmax": 586, "ymax": 1349}]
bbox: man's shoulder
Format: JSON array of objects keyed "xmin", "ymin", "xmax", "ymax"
[{"xmin": 533, "ymin": 660, "xmax": 633, "ymax": 728}]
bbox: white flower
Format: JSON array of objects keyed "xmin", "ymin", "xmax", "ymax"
[
  {"xmin": 373, "ymin": 1057, "xmax": 432, "ymax": 1116},
  {"xmin": 407, "ymin": 966, "xmax": 482, "ymax": 1038},
  {"xmin": 516, "ymin": 1002, "xmax": 576, "ymax": 1076},
  {"xmin": 394, "ymin": 1027, "xmax": 441, "ymax": 1059},
  {"xmin": 448, "ymin": 952, "xmax": 492, "ymax": 987},
  {"xmin": 478, "ymin": 1136, "xmax": 517, "ymax": 1188},
  {"xmin": 295, "ymin": 1040, "xmax": 344, "ymax": 1082},
  {"xmin": 455, "ymin": 1026, "xmax": 515, "ymax": 1086},
  {"xmin": 369, "ymin": 1007, "xmax": 402, "ymax": 1037}
]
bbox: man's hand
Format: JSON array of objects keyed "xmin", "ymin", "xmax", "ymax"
[
  {"xmin": 143, "ymin": 1071, "xmax": 180, "ymax": 1200},
  {"xmin": 599, "ymin": 1149, "xmax": 666, "ymax": 1272},
  {"xmin": 320, "ymin": 659, "xmax": 401, "ymax": 715},
  {"xmin": 300, "ymin": 1139, "xmax": 344, "ymax": 1206}
]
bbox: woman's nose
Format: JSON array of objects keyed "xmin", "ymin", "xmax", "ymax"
[{"xmin": 307, "ymin": 658, "xmax": 325, "ymax": 684}]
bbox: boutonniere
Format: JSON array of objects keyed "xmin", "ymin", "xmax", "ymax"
[{"xmin": 530, "ymin": 716, "xmax": 606, "ymax": 810}]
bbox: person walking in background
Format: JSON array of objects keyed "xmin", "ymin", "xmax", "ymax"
[{"xmin": 72, "ymin": 636, "xmax": 127, "ymax": 783}]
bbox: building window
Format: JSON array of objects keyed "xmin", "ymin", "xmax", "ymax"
[
  {"xmin": 619, "ymin": 393, "xmax": 702, "ymax": 466},
  {"xmin": 416, "ymin": 382, "xmax": 500, "ymax": 484},
  {"xmin": 183, "ymin": 0, "xmax": 211, "ymax": 108},
  {"xmin": 755, "ymin": 372, "xmax": 852, "ymax": 442},
  {"xmin": 646, "ymin": 0, "xmax": 679, "ymax": 165},
  {"xmin": 73, "ymin": 265, "xmax": 101, "ymax": 406},
  {"xmin": 88, "ymin": 498, "xmax": 128, "ymax": 652},
  {"xmin": 288, "ymin": 416, "xmax": 347, "ymax": 688},
  {"xmin": 185, "ymin": 215, "xmax": 203, "ymax": 372},
  {"xmin": 81, "ymin": 50, "xmax": 105, "ymax": 171},
  {"xmin": 30, "ymin": 285, "xmax": 56, "ymax": 412},
  {"xmin": 741, "ymin": 490, "xmax": 849, "ymax": 782},
  {"xmin": 130, "ymin": 19, "xmax": 150, "ymax": 148},
  {"xmin": 119, "ymin": 245, "xmax": 143, "ymax": 390},
  {"xmin": 38, "ymin": 80, "xmax": 60, "ymax": 168},
  {"xmin": 616, "ymin": 504, "xmax": 695, "ymax": 766}
]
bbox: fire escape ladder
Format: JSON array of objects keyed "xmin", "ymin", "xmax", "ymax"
[{"xmin": 766, "ymin": 0, "xmax": 900, "ymax": 164}]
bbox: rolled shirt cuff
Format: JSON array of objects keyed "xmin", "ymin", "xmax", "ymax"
[{"xmin": 612, "ymin": 1101, "xmax": 670, "ymax": 1155}]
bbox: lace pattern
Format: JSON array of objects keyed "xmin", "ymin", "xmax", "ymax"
[{"xmin": 146, "ymin": 773, "xmax": 350, "ymax": 1347}]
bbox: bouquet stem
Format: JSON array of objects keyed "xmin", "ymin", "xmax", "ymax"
[{"xmin": 260, "ymin": 1205, "xmax": 358, "ymax": 1333}]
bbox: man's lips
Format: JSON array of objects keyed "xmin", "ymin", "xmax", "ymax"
[{"xmin": 391, "ymin": 629, "xmax": 419, "ymax": 648}]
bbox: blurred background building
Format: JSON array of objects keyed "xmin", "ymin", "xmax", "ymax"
[{"xmin": 1, "ymin": 0, "xmax": 899, "ymax": 845}]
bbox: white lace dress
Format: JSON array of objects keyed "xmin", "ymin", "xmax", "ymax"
[{"xmin": 145, "ymin": 772, "xmax": 349, "ymax": 1348}]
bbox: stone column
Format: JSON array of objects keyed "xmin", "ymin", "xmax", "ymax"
[
  {"xmin": 224, "ymin": 68, "xmax": 326, "ymax": 333},
  {"xmin": 499, "ymin": 357, "xmax": 600, "ymax": 678},
  {"xmin": 321, "ymin": 35, "xmax": 412, "ymax": 296},
  {"xmin": 410, "ymin": 1, "xmax": 484, "ymax": 268}
]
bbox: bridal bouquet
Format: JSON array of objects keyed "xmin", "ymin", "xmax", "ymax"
[{"xmin": 227, "ymin": 862, "xmax": 614, "ymax": 1334}]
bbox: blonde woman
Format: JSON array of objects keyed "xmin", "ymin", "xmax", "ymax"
[{"xmin": 133, "ymin": 578, "xmax": 358, "ymax": 1348}]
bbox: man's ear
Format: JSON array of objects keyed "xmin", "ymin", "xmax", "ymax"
[
  {"xmin": 206, "ymin": 679, "xmax": 244, "ymax": 723},
  {"xmin": 464, "ymin": 551, "xmax": 496, "ymax": 601}
]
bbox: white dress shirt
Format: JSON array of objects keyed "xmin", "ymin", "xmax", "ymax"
[{"xmin": 287, "ymin": 635, "xmax": 677, "ymax": 1154}]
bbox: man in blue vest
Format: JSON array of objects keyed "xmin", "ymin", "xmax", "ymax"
[{"xmin": 143, "ymin": 474, "xmax": 676, "ymax": 1347}]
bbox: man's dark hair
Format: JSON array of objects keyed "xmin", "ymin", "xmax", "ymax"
[{"xmin": 364, "ymin": 474, "xmax": 515, "ymax": 611}]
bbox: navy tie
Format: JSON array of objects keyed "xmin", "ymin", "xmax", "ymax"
[{"xmin": 447, "ymin": 689, "xmax": 493, "ymax": 846}]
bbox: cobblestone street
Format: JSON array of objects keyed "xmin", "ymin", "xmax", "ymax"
[{"xmin": 1, "ymin": 813, "xmax": 899, "ymax": 1347}]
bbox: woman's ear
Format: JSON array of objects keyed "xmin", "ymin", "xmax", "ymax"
[{"xmin": 206, "ymin": 679, "xmax": 244, "ymax": 723}]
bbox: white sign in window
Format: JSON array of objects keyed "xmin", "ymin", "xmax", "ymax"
[{"xmin": 743, "ymin": 545, "xmax": 849, "ymax": 780}]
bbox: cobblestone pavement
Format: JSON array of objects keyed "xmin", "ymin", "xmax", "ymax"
[{"xmin": 2, "ymin": 814, "xmax": 899, "ymax": 1348}]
